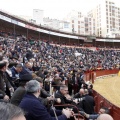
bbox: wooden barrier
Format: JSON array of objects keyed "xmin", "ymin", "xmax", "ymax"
[
  {"xmin": 90, "ymin": 69, "xmax": 119, "ymax": 83},
  {"xmin": 85, "ymin": 69, "xmax": 120, "ymax": 120}
]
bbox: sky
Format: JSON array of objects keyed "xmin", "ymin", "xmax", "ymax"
[{"xmin": 0, "ymin": 0, "xmax": 120, "ymax": 20}]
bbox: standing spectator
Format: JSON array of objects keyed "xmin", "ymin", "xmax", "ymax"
[{"xmin": 80, "ymin": 89, "xmax": 95, "ymax": 114}]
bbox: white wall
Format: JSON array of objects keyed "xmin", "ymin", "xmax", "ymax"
[{"xmin": 33, "ymin": 9, "xmax": 44, "ymax": 25}]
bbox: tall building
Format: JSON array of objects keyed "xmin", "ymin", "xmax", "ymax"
[
  {"xmin": 33, "ymin": 9, "xmax": 44, "ymax": 25},
  {"xmin": 78, "ymin": 17, "xmax": 95, "ymax": 35},
  {"xmin": 65, "ymin": 10, "xmax": 95, "ymax": 35},
  {"xmin": 88, "ymin": 0, "xmax": 120, "ymax": 37}
]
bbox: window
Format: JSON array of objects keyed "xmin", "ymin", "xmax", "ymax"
[
  {"xmin": 72, "ymin": 24, "xmax": 74, "ymax": 28},
  {"xmin": 107, "ymin": 20, "xmax": 108, "ymax": 24}
]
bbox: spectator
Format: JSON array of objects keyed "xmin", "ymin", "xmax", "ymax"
[
  {"xmin": 19, "ymin": 62, "xmax": 32, "ymax": 78},
  {"xmin": 19, "ymin": 80, "xmax": 73, "ymax": 120},
  {"xmin": 10, "ymin": 74, "xmax": 33, "ymax": 106},
  {"xmin": 11, "ymin": 64, "xmax": 23, "ymax": 79},
  {"xmin": 0, "ymin": 61, "xmax": 13, "ymax": 102},
  {"xmin": 55, "ymin": 85, "xmax": 73, "ymax": 110},
  {"xmin": 79, "ymin": 89, "xmax": 95, "ymax": 114},
  {"xmin": 0, "ymin": 102, "xmax": 26, "ymax": 120}
]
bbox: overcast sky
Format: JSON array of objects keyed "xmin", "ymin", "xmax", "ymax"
[{"xmin": 0, "ymin": 0, "xmax": 120, "ymax": 19}]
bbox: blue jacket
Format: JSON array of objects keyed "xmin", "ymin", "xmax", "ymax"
[
  {"xmin": 10, "ymin": 67, "xmax": 19, "ymax": 79},
  {"xmin": 19, "ymin": 93, "xmax": 67, "ymax": 120},
  {"xmin": 19, "ymin": 66, "xmax": 32, "ymax": 78}
]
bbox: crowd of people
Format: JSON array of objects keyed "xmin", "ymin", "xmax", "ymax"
[{"xmin": 0, "ymin": 32, "xmax": 117, "ymax": 120}]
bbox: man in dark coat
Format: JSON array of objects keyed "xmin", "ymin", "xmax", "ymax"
[
  {"xmin": 11, "ymin": 64, "xmax": 23, "ymax": 79},
  {"xmin": 0, "ymin": 61, "xmax": 13, "ymax": 101},
  {"xmin": 10, "ymin": 74, "xmax": 33, "ymax": 106},
  {"xmin": 19, "ymin": 62, "xmax": 33, "ymax": 78},
  {"xmin": 26, "ymin": 49, "xmax": 33, "ymax": 61},
  {"xmin": 55, "ymin": 85, "xmax": 73, "ymax": 110},
  {"xmin": 80, "ymin": 89, "xmax": 95, "ymax": 114},
  {"xmin": 19, "ymin": 80, "xmax": 73, "ymax": 120}
]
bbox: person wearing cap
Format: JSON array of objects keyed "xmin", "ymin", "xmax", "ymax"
[
  {"xmin": 10, "ymin": 74, "xmax": 33, "ymax": 106},
  {"xmin": 0, "ymin": 61, "xmax": 13, "ymax": 102},
  {"xmin": 19, "ymin": 80, "xmax": 73, "ymax": 120}
]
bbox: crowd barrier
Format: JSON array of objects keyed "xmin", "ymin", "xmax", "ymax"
[
  {"xmin": 84, "ymin": 69, "xmax": 119, "ymax": 83},
  {"xmin": 84, "ymin": 69, "xmax": 120, "ymax": 120}
]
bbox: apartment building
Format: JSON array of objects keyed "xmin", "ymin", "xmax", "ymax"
[
  {"xmin": 65, "ymin": 10, "xmax": 95, "ymax": 35},
  {"xmin": 43, "ymin": 17, "xmax": 70, "ymax": 32},
  {"xmin": 88, "ymin": 0, "xmax": 120, "ymax": 37},
  {"xmin": 33, "ymin": 9, "xmax": 44, "ymax": 25}
]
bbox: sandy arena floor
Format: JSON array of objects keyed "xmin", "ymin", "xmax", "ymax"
[{"xmin": 93, "ymin": 75, "xmax": 120, "ymax": 107}]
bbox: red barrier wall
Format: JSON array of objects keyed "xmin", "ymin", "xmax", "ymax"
[{"xmin": 85, "ymin": 69, "xmax": 120, "ymax": 120}]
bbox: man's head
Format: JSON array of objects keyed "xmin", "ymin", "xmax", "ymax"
[
  {"xmin": 25, "ymin": 62, "xmax": 32, "ymax": 69},
  {"xmin": 60, "ymin": 85, "xmax": 68, "ymax": 95},
  {"xmin": 97, "ymin": 114, "xmax": 113, "ymax": 120},
  {"xmin": 15, "ymin": 64, "xmax": 23, "ymax": 73},
  {"xmin": 79, "ymin": 88, "xmax": 85, "ymax": 96},
  {"xmin": 84, "ymin": 89, "xmax": 88, "ymax": 95},
  {"xmin": 26, "ymin": 80, "xmax": 41, "ymax": 97},
  {"xmin": 0, "ymin": 102, "xmax": 26, "ymax": 120}
]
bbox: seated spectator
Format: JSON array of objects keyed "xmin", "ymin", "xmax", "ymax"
[
  {"xmin": 0, "ymin": 102, "xmax": 26, "ymax": 120},
  {"xmin": 19, "ymin": 80, "xmax": 73, "ymax": 120},
  {"xmin": 73, "ymin": 88, "xmax": 85, "ymax": 99},
  {"xmin": 55, "ymin": 85, "xmax": 73, "ymax": 110}
]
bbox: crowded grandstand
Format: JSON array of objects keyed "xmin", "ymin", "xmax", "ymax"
[{"xmin": 0, "ymin": 9, "xmax": 120, "ymax": 120}]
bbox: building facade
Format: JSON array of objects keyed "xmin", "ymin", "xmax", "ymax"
[
  {"xmin": 64, "ymin": 10, "xmax": 95, "ymax": 35},
  {"xmin": 43, "ymin": 17, "xmax": 70, "ymax": 32},
  {"xmin": 33, "ymin": 9, "xmax": 44, "ymax": 25},
  {"xmin": 88, "ymin": 0, "xmax": 120, "ymax": 37}
]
